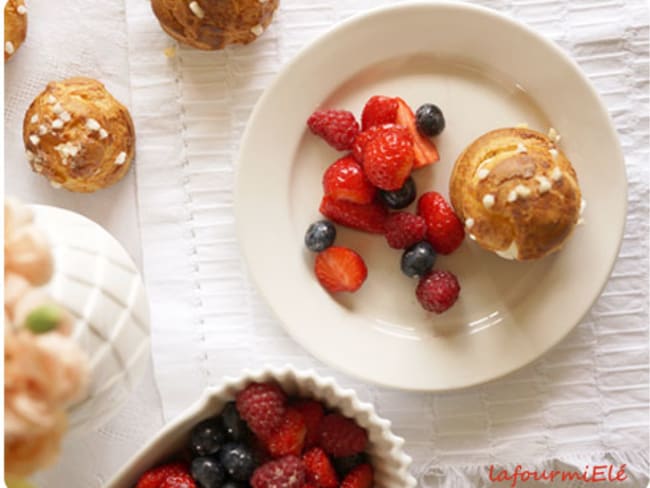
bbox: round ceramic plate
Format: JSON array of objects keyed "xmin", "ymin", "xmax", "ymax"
[
  {"xmin": 235, "ymin": 2, "xmax": 626, "ymax": 390},
  {"xmin": 32, "ymin": 205, "xmax": 150, "ymax": 431}
]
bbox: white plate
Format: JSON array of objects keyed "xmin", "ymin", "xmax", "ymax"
[
  {"xmin": 235, "ymin": 2, "xmax": 626, "ymax": 390},
  {"xmin": 33, "ymin": 205, "xmax": 151, "ymax": 432}
]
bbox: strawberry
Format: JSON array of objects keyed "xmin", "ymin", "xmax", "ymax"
[
  {"xmin": 251, "ymin": 455, "xmax": 306, "ymax": 488},
  {"xmin": 267, "ymin": 408, "xmax": 307, "ymax": 458},
  {"xmin": 417, "ymin": 192, "xmax": 465, "ymax": 254},
  {"xmin": 319, "ymin": 196, "xmax": 387, "ymax": 234},
  {"xmin": 395, "ymin": 97, "xmax": 440, "ymax": 168},
  {"xmin": 340, "ymin": 464, "xmax": 374, "ymax": 488},
  {"xmin": 322, "ymin": 155, "xmax": 376, "ymax": 204},
  {"xmin": 292, "ymin": 400, "xmax": 324, "ymax": 448},
  {"xmin": 302, "ymin": 447, "xmax": 339, "ymax": 488},
  {"xmin": 307, "ymin": 110, "xmax": 360, "ymax": 151},
  {"xmin": 159, "ymin": 475, "xmax": 196, "ymax": 488},
  {"xmin": 384, "ymin": 212, "xmax": 427, "ymax": 249},
  {"xmin": 236, "ymin": 383, "xmax": 287, "ymax": 440},
  {"xmin": 351, "ymin": 125, "xmax": 387, "ymax": 163},
  {"xmin": 361, "ymin": 125, "xmax": 414, "ymax": 190},
  {"xmin": 317, "ymin": 414, "xmax": 368, "ymax": 457},
  {"xmin": 361, "ymin": 95, "xmax": 399, "ymax": 130},
  {"xmin": 314, "ymin": 247, "xmax": 367, "ymax": 293},
  {"xmin": 416, "ymin": 270, "xmax": 460, "ymax": 313},
  {"xmin": 136, "ymin": 462, "xmax": 189, "ymax": 488}
]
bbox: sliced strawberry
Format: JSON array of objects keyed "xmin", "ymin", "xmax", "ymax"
[
  {"xmin": 267, "ymin": 408, "xmax": 307, "ymax": 458},
  {"xmin": 136, "ymin": 462, "xmax": 189, "ymax": 488},
  {"xmin": 395, "ymin": 97, "xmax": 439, "ymax": 168},
  {"xmin": 314, "ymin": 247, "xmax": 368, "ymax": 293},
  {"xmin": 361, "ymin": 95, "xmax": 399, "ymax": 130},
  {"xmin": 302, "ymin": 447, "xmax": 339, "ymax": 488},
  {"xmin": 292, "ymin": 400, "xmax": 324, "ymax": 448},
  {"xmin": 340, "ymin": 464, "xmax": 374, "ymax": 488},
  {"xmin": 317, "ymin": 414, "xmax": 368, "ymax": 458},
  {"xmin": 319, "ymin": 196, "xmax": 387, "ymax": 234},
  {"xmin": 323, "ymin": 155, "xmax": 376, "ymax": 204},
  {"xmin": 417, "ymin": 192, "xmax": 464, "ymax": 255}
]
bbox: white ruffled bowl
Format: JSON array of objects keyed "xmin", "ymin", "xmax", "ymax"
[
  {"xmin": 31, "ymin": 204, "xmax": 151, "ymax": 433},
  {"xmin": 105, "ymin": 366, "xmax": 417, "ymax": 488}
]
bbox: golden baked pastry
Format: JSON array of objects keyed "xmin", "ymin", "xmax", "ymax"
[
  {"xmin": 449, "ymin": 127, "xmax": 582, "ymax": 261},
  {"xmin": 151, "ymin": 0, "xmax": 279, "ymax": 50},
  {"xmin": 4, "ymin": 0, "xmax": 27, "ymax": 62},
  {"xmin": 23, "ymin": 77, "xmax": 135, "ymax": 193}
]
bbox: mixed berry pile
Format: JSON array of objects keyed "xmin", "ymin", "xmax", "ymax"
[
  {"xmin": 305, "ymin": 96, "xmax": 463, "ymax": 314},
  {"xmin": 135, "ymin": 382, "xmax": 374, "ymax": 488}
]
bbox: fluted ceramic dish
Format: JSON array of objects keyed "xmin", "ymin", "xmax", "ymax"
[
  {"xmin": 32, "ymin": 204, "xmax": 150, "ymax": 433},
  {"xmin": 105, "ymin": 366, "xmax": 417, "ymax": 488},
  {"xmin": 235, "ymin": 2, "xmax": 626, "ymax": 390}
]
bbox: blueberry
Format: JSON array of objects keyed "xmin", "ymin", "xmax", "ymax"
[
  {"xmin": 415, "ymin": 103, "xmax": 445, "ymax": 137},
  {"xmin": 332, "ymin": 453, "xmax": 368, "ymax": 478},
  {"xmin": 219, "ymin": 443, "xmax": 256, "ymax": 481},
  {"xmin": 190, "ymin": 417, "xmax": 226, "ymax": 457},
  {"xmin": 305, "ymin": 220, "xmax": 336, "ymax": 252},
  {"xmin": 221, "ymin": 402, "xmax": 250, "ymax": 442},
  {"xmin": 222, "ymin": 482, "xmax": 248, "ymax": 488},
  {"xmin": 401, "ymin": 241, "xmax": 436, "ymax": 278},
  {"xmin": 379, "ymin": 177, "xmax": 416, "ymax": 210},
  {"xmin": 191, "ymin": 456, "xmax": 226, "ymax": 488}
]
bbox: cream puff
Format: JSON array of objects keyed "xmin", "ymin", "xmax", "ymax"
[
  {"xmin": 23, "ymin": 77, "xmax": 135, "ymax": 192},
  {"xmin": 151, "ymin": 0, "xmax": 279, "ymax": 50},
  {"xmin": 449, "ymin": 127, "xmax": 582, "ymax": 261},
  {"xmin": 4, "ymin": 0, "xmax": 27, "ymax": 62}
]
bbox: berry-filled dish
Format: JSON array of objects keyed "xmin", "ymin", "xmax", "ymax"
[
  {"xmin": 304, "ymin": 96, "xmax": 463, "ymax": 314},
  {"xmin": 106, "ymin": 368, "xmax": 416, "ymax": 487},
  {"xmin": 235, "ymin": 2, "xmax": 626, "ymax": 390},
  {"xmin": 135, "ymin": 382, "xmax": 373, "ymax": 488}
]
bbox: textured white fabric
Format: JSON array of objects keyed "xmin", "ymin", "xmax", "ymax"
[
  {"xmin": 124, "ymin": 0, "xmax": 650, "ymax": 485},
  {"xmin": 8, "ymin": 0, "xmax": 649, "ymax": 486}
]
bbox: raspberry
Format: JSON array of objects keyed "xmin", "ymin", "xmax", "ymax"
[
  {"xmin": 236, "ymin": 383, "xmax": 287, "ymax": 440},
  {"xmin": 340, "ymin": 464, "xmax": 374, "ymax": 488},
  {"xmin": 267, "ymin": 408, "xmax": 307, "ymax": 457},
  {"xmin": 416, "ymin": 270, "xmax": 460, "ymax": 313},
  {"xmin": 361, "ymin": 95, "xmax": 399, "ymax": 130},
  {"xmin": 307, "ymin": 110, "xmax": 360, "ymax": 151},
  {"xmin": 417, "ymin": 191, "xmax": 465, "ymax": 254},
  {"xmin": 159, "ymin": 474, "xmax": 196, "ymax": 488},
  {"xmin": 136, "ymin": 462, "xmax": 189, "ymax": 488},
  {"xmin": 322, "ymin": 156, "xmax": 376, "ymax": 204},
  {"xmin": 317, "ymin": 414, "xmax": 368, "ymax": 458},
  {"xmin": 384, "ymin": 212, "xmax": 427, "ymax": 249},
  {"xmin": 251, "ymin": 455, "xmax": 306, "ymax": 488},
  {"xmin": 361, "ymin": 125, "xmax": 414, "ymax": 190},
  {"xmin": 314, "ymin": 247, "xmax": 367, "ymax": 294},
  {"xmin": 319, "ymin": 196, "xmax": 387, "ymax": 234},
  {"xmin": 302, "ymin": 447, "xmax": 339, "ymax": 488},
  {"xmin": 292, "ymin": 400, "xmax": 324, "ymax": 448}
]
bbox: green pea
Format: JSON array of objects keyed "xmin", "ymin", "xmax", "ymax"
[{"xmin": 25, "ymin": 305, "xmax": 62, "ymax": 334}]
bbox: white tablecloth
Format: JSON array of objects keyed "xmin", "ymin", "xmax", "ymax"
[{"xmin": 6, "ymin": 0, "xmax": 649, "ymax": 486}]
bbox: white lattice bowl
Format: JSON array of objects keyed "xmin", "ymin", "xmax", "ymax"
[
  {"xmin": 105, "ymin": 366, "xmax": 416, "ymax": 488},
  {"xmin": 31, "ymin": 204, "xmax": 151, "ymax": 434}
]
